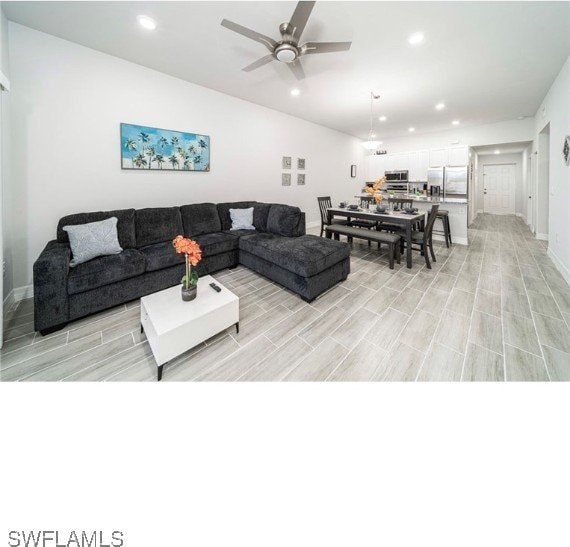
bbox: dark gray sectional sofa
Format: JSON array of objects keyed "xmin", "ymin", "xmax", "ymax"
[{"xmin": 34, "ymin": 201, "xmax": 350, "ymax": 334}]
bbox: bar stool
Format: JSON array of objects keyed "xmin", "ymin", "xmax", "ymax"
[{"xmin": 433, "ymin": 210, "xmax": 452, "ymax": 247}]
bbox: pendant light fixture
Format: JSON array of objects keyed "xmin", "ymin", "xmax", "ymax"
[{"xmin": 362, "ymin": 92, "xmax": 381, "ymax": 150}]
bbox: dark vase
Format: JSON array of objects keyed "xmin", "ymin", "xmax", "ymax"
[{"xmin": 181, "ymin": 284, "xmax": 197, "ymax": 302}]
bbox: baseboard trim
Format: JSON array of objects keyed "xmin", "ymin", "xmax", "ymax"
[
  {"xmin": 3, "ymin": 290, "xmax": 16, "ymax": 316},
  {"xmin": 516, "ymin": 212, "xmax": 528, "ymax": 224},
  {"xmin": 11, "ymin": 285, "xmax": 33, "ymax": 302},
  {"xmin": 536, "ymin": 233, "xmax": 549, "ymax": 241},
  {"xmin": 547, "ymin": 248, "xmax": 570, "ymax": 287}
]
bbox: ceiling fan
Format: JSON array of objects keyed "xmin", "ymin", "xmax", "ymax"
[{"xmin": 221, "ymin": 1, "xmax": 351, "ymax": 80}]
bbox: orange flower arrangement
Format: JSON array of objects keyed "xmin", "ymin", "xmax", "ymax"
[
  {"xmin": 173, "ymin": 235, "xmax": 202, "ymax": 289},
  {"xmin": 173, "ymin": 235, "xmax": 202, "ymax": 266},
  {"xmin": 364, "ymin": 176, "xmax": 386, "ymax": 204}
]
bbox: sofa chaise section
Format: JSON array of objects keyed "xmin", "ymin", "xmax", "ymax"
[{"xmin": 239, "ymin": 233, "xmax": 350, "ymax": 301}]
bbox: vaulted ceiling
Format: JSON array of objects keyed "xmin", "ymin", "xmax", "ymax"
[{"xmin": 4, "ymin": 1, "xmax": 570, "ymax": 140}]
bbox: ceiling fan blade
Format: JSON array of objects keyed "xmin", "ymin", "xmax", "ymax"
[
  {"xmin": 287, "ymin": 60, "xmax": 306, "ymax": 80},
  {"xmin": 242, "ymin": 54, "xmax": 275, "ymax": 72},
  {"xmin": 288, "ymin": 1, "xmax": 316, "ymax": 42},
  {"xmin": 300, "ymin": 41, "xmax": 352, "ymax": 55},
  {"xmin": 221, "ymin": 19, "xmax": 277, "ymax": 52}
]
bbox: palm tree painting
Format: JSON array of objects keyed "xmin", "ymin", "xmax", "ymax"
[
  {"xmin": 145, "ymin": 146, "xmax": 155, "ymax": 169},
  {"xmin": 168, "ymin": 154, "xmax": 179, "ymax": 170},
  {"xmin": 124, "ymin": 139, "xmax": 137, "ymax": 167},
  {"xmin": 155, "ymin": 154, "xmax": 165, "ymax": 169},
  {"xmin": 121, "ymin": 123, "xmax": 210, "ymax": 171},
  {"xmin": 133, "ymin": 153, "xmax": 147, "ymax": 168}
]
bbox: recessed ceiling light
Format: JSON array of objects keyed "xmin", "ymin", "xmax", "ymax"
[
  {"xmin": 435, "ymin": 103, "xmax": 445, "ymax": 110},
  {"xmin": 517, "ymin": 116, "xmax": 525, "ymax": 120},
  {"xmin": 451, "ymin": 120, "xmax": 460, "ymax": 125},
  {"xmin": 291, "ymin": 88, "xmax": 300, "ymax": 96},
  {"xmin": 494, "ymin": 150, "xmax": 501, "ymax": 154},
  {"xmin": 379, "ymin": 116, "xmax": 387, "ymax": 122},
  {"xmin": 408, "ymin": 127, "xmax": 415, "ymax": 132},
  {"xmin": 138, "ymin": 15, "xmax": 157, "ymax": 30},
  {"xmin": 408, "ymin": 32, "xmax": 424, "ymax": 45}
]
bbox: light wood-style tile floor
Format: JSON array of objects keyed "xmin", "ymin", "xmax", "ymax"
[{"xmin": 2, "ymin": 214, "xmax": 569, "ymax": 381}]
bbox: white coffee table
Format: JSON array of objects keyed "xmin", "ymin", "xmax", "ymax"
[{"xmin": 140, "ymin": 275, "xmax": 239, "ymax": 380}]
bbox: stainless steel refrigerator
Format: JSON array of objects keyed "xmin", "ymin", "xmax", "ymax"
[{"xmin": 427, "ymin": 166, "xmax": 468, "ymax": 199}]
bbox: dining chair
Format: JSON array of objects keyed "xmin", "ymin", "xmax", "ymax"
[
  {"xmin": 317, "ymin": 196, "xmax": 348, "ymax": 237},
  {"xmin": 397, "ymin": 205, "xmax": 439, "ymax": 269},
  {"xmin": 348, "ymin": 197, "xmax": 377, "ymax": 245},
  {"xmin": 433, "ymin": 209, "xmax": 452, "ymax": 247}
]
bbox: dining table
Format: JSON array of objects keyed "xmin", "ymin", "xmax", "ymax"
[{"xmin": 327, "ymin": 206, "xmax": 426, "ymax": 269}]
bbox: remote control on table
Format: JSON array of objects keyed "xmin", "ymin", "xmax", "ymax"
[{"xmin": 210, "ymin": 282, "xmax": 222, "ymax": 293}]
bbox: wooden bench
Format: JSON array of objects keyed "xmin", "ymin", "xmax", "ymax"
[{"xmin": 326, "ymin": 225, "xmax": 401, "ymax": 269}]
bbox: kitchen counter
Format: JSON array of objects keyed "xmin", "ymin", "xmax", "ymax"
[{"xmin": 356, "ymin": 193, "xmax": 468, "ymax": 204}]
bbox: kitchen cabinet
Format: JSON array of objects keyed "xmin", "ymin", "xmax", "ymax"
[
  {"xmin": 429, "ymin": 148, "xmax": 448, "ymax": 167},
  {"xmin": 448, "ymin": 145, "xmax": 469, "ymax": 166},
  {"xmin": 365, "ymin": 145, "xmax": 468, "ymax": 181},
  {"xmin": 394, "ymin": 152, "xmax": 409, "ymax": 171},
  {"xmin": 409, "ymin": 149, "xmax": 429, "ymax": 181},
  {"xmin": 384, "ymin": 154, "xmax": 396, "ymax": 172},
  {"xmin": 418, "ymin": 149, "xmax": 430, "ymax": 178}
]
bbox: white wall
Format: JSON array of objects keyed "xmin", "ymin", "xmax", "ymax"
[
  {"xmin": 533, "ymin": 55, "xmax": 570, "ymax": 283},
  {"xmin": 0, "ymin": 6, "xmax": 11, "ymax": 338},
  {"xmin": 7, "ymin": 23, "xmax": 365, "ymax": 292}
]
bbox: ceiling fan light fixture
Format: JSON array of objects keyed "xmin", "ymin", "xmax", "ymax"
[
  {"xmin": 221, "ymin": 2, "xmax": 352, "ymax": 79},
  {"xmin": 275, "ymin": 44, "xmax": 298, "ymax": 63}
]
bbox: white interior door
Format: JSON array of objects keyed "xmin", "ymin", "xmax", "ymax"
[{"xmin": 483, "ymin": 164, "xmax": 516, "ymax": 214}]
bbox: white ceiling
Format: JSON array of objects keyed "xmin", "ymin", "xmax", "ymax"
[{"xmin": 4, "ymin": 1, "xmax": 570, "ymax": 140}]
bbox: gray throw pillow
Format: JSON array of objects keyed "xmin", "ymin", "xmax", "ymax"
[
  {"xmin": 63, "ymin": 217, "xmax": 123, "ymax": 267},
  {"xmin": 229, "ymin": 207, "xmax": 255, "ymax": 231}
]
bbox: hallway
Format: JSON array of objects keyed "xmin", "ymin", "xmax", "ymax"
[{"xmin": 467, "ymin": 213, "xmax": 570, "ymax": 379}]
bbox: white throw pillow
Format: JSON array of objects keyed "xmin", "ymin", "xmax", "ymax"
[
  {"xmin": 229, "ymin": 207, "xmax": 255, "ymax": 231},
  {"xmin": 63, "ymin": 217, "xmax": 123, "ymax": 266}
]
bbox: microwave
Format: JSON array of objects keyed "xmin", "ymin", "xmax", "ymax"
[{"xmin": 385, "ymin": 170, "xmax": 409, "ymax": 182}]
